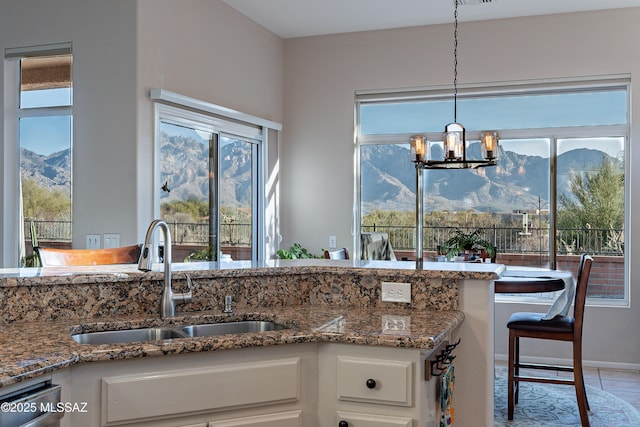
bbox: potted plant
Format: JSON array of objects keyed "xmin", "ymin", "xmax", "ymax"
[
  {"xmin": 444, "ymin": 228, "xmax": 496, "ymax": 262},
  {"xmin": 276, "ymin": 243, "xmax": 319, "ymax": 259}
]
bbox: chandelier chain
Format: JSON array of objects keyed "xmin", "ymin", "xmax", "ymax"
[{"xmin": 453, "ymin": 0, "xmax": 459, "ymax": 122}]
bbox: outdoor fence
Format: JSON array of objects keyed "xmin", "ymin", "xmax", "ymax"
[{"xmin": 26, "ymin": 220, "xmax": 622, "ymax": 257}]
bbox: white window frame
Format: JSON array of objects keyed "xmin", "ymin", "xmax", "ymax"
[
  {"xmin": 3, "ymin": 43, "xmax": 73, "ymax": 267},
  {"xmin": 355, "ymin": 76, "xmax": 630, "ymax": 307},
  {"xmin": 152, "ymin": 90, "xmax": 281, "ymax": 262}
]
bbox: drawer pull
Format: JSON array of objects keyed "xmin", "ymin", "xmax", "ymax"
[
  {"xmin": 338, "ymin": 421, "xmax": 349, "ymax": 427},
  {"xmin": 366, "ymin": 378, "xmax": 376, "ymax": 389}
]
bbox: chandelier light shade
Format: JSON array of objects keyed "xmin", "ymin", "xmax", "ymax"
[{"xmin": 410, "ymin": 0, "xmax": 499, "ymax": 170}]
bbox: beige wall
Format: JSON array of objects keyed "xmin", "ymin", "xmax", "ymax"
[
  {"xmin": 135, "ymin": 0, "xmax": 284, "ymax": 244},
  {"xmin": 0, "ymin": 0, "xmax": 138, "ymax": 262},
  {"xmin": 0, "ymin": 0, "xmax": 284, "ymax": 262},
  {"xmin": 282, "ymin": 8, "xmax": 640, "ymax": 366}
]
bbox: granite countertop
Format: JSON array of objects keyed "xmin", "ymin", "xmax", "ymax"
[{"xmin": 0, "ymin": 305, "xmax": 464, "ymax": 389}]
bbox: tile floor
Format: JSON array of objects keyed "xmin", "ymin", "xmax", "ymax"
[{"xmin": 495, "ymin": 360, "xmax": 640, "ymax": 412}]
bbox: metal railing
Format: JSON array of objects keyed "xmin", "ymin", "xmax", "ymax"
[
  {"xmin": 361, "ymin": 224, "xmax": 623, "ymax": 256},
  {"xmin": 25, "ymin": 220, "xmax": 252, "ymax": 246},
  {"xmin": 25, "ymin": 220, "xmax": 622, "ymax": 256}
]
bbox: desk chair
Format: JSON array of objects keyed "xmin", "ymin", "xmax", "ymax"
[
  {"xmin": 507, "ymin": 254, "xmax": 593, "ymax": 426},
  {"xmin": 34, "ymin": 244, "xmax": 142, "ymax": 267},
  {"xmin": 324, "ymin": 248, "xmax": 349, "ymax": 260}
]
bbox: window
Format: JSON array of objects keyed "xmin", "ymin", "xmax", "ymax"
[
  {"xmin": 155, "ymin": 102, "xmax": 263, "ymax": 262},
  {"xmin": 4, "ymin": 44, "xmax": 73, "ymax": 267},
  {"xmin": 356, "ymin": 79, "xmax": 628, "ymax": 303}
]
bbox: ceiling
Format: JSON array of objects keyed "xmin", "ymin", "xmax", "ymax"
[{"xmin": 221, "ymin": 0, "xmax": 640, "ymax": 39}]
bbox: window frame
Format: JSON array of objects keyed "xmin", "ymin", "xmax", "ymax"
[
  {"xmin": 355, "ymin": 77, "xmax": 630, "ymax": 307},
  {"xmin": 153, "ymin": 101, "xmax": 268, "ymax": 262},
  {"xmin": 3, "ymin": 43, "xmax": 73, "ymax": 267}
]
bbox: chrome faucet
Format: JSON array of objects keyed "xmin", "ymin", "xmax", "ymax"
[{"xmin": 138, "ymin": 219, "xmax": 192, "ymax": 318}]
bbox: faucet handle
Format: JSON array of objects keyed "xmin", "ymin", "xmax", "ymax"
[{"xmin": 180, "ymin": 273, "xmax": 193, "ymax": 304}]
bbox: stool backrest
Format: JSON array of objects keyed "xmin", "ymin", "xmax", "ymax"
[
  {"xmin": 324, "ymin": 248, "xmax": 349, "ymax": 260},
  {"xmin": 573, "ymin": 254, "xmax": 593, "ymax": 338}
]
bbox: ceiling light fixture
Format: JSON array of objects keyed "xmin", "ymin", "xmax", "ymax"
[{"xmin": 410, "ymin": 0, "xmax": 498, "ymax": 169}]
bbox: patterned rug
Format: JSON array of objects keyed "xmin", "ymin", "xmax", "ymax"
[{"xmin": 494, "ymin": 375, "xmax": 640, "ymax": 426}]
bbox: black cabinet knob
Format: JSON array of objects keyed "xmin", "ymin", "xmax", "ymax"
[
  {"xmin": 339, "ymin": 421, "xmax": 349, "ymax": 427},
  {"xmin": 366, "ymin": 378, "xmax": 376, "ymax": 389}
]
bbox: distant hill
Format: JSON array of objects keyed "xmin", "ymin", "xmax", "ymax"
[
  {"xmin": 20, "ymin": 147, "xmax": 71, "ymax": 193},
  {"xmin": 159, "ymin": 132, "xmax": 252, "ymax": 207},
  {"xmin": 361, "ymin": 143, "xmax": 618, "ymax": 214}
]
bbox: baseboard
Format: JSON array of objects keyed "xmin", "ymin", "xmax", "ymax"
[{"xmin": 495, "ymin": 353, "xmax": 640, "ymax": 371}]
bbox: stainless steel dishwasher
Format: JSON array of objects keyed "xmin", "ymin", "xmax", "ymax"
[{"xmin": 0, "ymin": 381, "xmax": 63, "ymax": 427}]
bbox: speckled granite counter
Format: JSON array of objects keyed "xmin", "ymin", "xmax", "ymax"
[{"xmin": 0, "ymin": 260, "xmax": 502, "ymax": 390}]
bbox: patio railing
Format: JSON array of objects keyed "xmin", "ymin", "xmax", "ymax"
[{"xmin": 25, "ymin": 220, "xmax": 622, "ymax": 256}]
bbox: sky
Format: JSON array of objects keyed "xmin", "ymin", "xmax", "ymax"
[
  {"xmin": 21, "ymin": 87, "xmax": 627, "ymax": 158},
  {"xmin": 360, "ymin": 89, "xmax": 627, "ymax": 159},
  {"xmin": 19, "ymin": 88, "xmax": 71, "ymax": 156}
]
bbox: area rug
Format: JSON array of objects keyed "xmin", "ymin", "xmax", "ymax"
[{"xmin": 494, "ymin": 376, "xmax": 640, "ymax": 426}]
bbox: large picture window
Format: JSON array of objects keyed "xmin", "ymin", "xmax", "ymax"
[{"xmin": 356, "ymin": 79, "xmax": 628, "ymax": 303}]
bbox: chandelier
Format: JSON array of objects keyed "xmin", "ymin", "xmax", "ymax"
[
  {"xmin": 410, "ymin": 0, "xmax": 498, "ymax": 169},
  {"xmin": 412, "ymin": 0, "xmax": 499, "ymax": 266}
]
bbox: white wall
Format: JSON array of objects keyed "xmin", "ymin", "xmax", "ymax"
[{"xmin": 282, "ymin": 8, "xmax": 640, "ymax": 366}]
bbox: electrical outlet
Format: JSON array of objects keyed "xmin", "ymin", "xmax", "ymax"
[
  {"xmin": 381, "ymin": 281, "xmax": 411, "ymax": 303},
  {"xmin": 329, "ymin": 235, "xmax": 337, "ymax": 248},
  {"xmin": 104, "ymin": 233, "xmax": 120, "ymax": 248},
  {"xmin": 86, "ymin": 234, "xmax": 100, "ymax": 249}
]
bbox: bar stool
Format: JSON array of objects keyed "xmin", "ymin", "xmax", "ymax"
[{"xmin": 507, "ymin": 254, "xmax": 593, "ymax": 426}]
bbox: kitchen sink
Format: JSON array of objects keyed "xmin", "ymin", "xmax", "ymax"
[
  {"xmin": 71, "ymin": 320, "xmax": 289, "ymax": 344},
  {"xmin": 181, "ymin": 320, "xmax": 288, "ymax": 337},
  {"xmin": 71, "ymin": 327, "xmax": 188, "ymax": 345}
]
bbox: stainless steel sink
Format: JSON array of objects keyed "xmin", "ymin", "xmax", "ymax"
[
  {"xmin": 181, "ymin": 321, "xmax": 287, "ymax": 337},
  {"xmin": 71, "ymin": 327, "xmax": 188, "ymax": 345},
  {"xmin": 71, "ymin": 321, "xmax": 289, "ymax": 344}
]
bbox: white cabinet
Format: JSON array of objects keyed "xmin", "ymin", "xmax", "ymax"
[
  {"xmin": 65, "ymin": 344, "xmax": 317, "ymax": 427},
  {"xmin": 336, "ymin": 355, "xmax": 413, "ymax": 407},
  {"xmin": 336, "ymin": 411, "xmax": 412, "ymax": 427},
  {"xmin": 209, "ymin": 410, "xmax": 301, "ymax": 426},
  {"xmin": 318, "ymin": 343, "xmax": 440, "ymax": 427},
  {"xmin": 58, "ymin": 341, "xmax": 443, "ymax": 427}
]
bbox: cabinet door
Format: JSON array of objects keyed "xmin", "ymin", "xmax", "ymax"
[
  {"xmin": 102, "ymin": 358, "xmax": 300, "ymax": 425},
  {"xmin": 209, "ymin": 410, "xmax": 301, "ymax": 427},
  {"xmin": 336, "ymin": 411, "xmax": 412, "ymax": 427}
]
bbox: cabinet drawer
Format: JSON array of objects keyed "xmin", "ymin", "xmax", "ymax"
[
  {"xmin": 102, "ymin": 358, "xmax": 300, "ymax": 425},
  {"xmin": 210, "ymin": 410, "xmax": 301, "ymax": 427},
  {"xmin": 336, "ymin": 410, "xmax": 413, "ymax": 427},
  {"xmin": 336, "ymin": 356, "xmax": 412, "ymax": 407}
]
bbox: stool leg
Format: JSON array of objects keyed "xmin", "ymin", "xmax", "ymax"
[
  {"xmin": 508, "ymin": 330, "xmax": 516, "ymax": 420},
  {"xmin": 574, "ymin": 343, "xmax": 590, "ymax": 426},
  {"xmin": 514, "ymin": 335, "xmax": 520, "ymax": 404}
]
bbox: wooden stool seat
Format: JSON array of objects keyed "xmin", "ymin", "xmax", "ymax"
[{"xmin": 507, "ymin": 312, "xmax": 574, "ymax": 333}]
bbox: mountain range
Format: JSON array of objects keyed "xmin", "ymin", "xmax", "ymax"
[{"xmin": 21, "ymin": 137, "xmax": 617, "ymax": 215}]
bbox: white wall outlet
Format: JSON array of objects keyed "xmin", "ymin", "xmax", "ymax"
[
  {"xmin": 103, "ymin": 233, "xmax": 121, "ymax": 248},
  {"xmin": 86, "ymin": 234, "xmax": 100, "ymax": 249},
  {"xmin": 381, "ymin": 281, "xmax": 411, "ymax": 303},
  {"xmin": 329, "ymin": 235, "xmax": 337, "ymax": 248}
]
